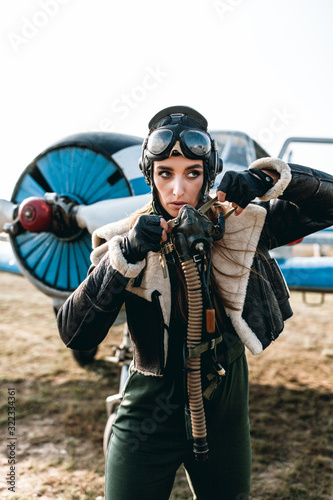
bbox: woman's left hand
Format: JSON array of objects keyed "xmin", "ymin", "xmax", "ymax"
[
  {"xmin": 216, "ymin": 169, "xmax": 274, "ymax": 215},
  {"xmin": 160, "ymin": 217, "xmax": 169, "ymax": 242}
]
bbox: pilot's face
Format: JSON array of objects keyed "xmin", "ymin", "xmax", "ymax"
[{"xmin": 153, "ymin": 155, "xmax": 204, "ymax": 218}]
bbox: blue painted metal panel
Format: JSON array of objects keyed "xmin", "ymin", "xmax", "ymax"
[
  {"xmin": 43, "ymin": 238, "xmax": 63, "ymax": 288},
  {"xmin": 25, "ymin": 236, "xmax": 54, "ymax": 271},
  {"xmin": 75, "ymin": 151, "xmax": 111, "ymax": 201},
  {"xmin": 33, "ymin": 236, "xmax": 60, "ymax": 280},
  {"xmin": 88, "ymin": 178, "xmax": 129, "ymax": 204},
  {"xmin": 36, "ymin": 152, "xmax": 64, "ymax": 195},
  {"xmin": 301, "ymin": 226, "xmax": 333, "ymax": 245},
  {"xmin": 16, "ymin": 232, "xmax": 50, "ymax": 260},
  {"xmin": 56, "ymin": 244, "xmax": 69, "ymax": 290},
  {"xmin": 14, "ymin": 174, "xmax": 46, "ymax": 203},
  {"xmin": 68, "ymin": 243, "xmax": 82, "ymax": 289},
  {"xmin": 66, "ymin": 148, "xmax": 93, "ymax": 201},
  {"xmin": 0, "ymin": 241, "xmax": 21, "ymax": 275},
  {"xmin": 278, "ymin": 257, "xmax": 333, "ymax": 290},
  {"xmin": 74, "ymin": 234, "xmax": 92, "ymax": 271},
  {"xmin": 129, "ymin": 177, "xmax": 151, "ymax": 196}
]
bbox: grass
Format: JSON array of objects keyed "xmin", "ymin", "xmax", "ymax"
[{"xmin": 0, "ymin": 273, "xmax": 332, "ymax": 499}]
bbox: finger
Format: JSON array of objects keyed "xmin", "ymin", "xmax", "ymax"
[
  {"xmin": 160, "ymin": 229, "xmax": 167, "ymax": 243},
  {"xmin": 216, "ymin": 190, "xmax": 226, "ymax": 202},
  {"xmin": 234, "ymin": 206, "xmax": 244, "ymax": 216},
  {"xmin": 160, "ymin": 218, "xmax": 168, "ymax": 232}
]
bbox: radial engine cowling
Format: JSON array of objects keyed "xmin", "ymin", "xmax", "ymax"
[{"xmin": 10, "ymin": 132, "xmax": 148, "ymax": 299}]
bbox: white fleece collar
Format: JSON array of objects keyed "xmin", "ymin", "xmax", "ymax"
[
  {"xmin": 212, "ymin": 203, "xmax": 267, "ymax": 354},
  {"xmin": 249, "ymin": 157, "xmax": 291, "ymax": 200}
]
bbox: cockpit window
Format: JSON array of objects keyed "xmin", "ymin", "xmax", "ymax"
[
  {"xmin": 227, "ymin": 134, "xmax": 251, "ymax": 167},
  {"xmin": 211, "ymin": 132, "xmax": 230, "ymax": 156}
]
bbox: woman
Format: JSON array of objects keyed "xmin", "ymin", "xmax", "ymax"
[{"xmin": 58, "ymin": 106, "xmax": 333, "ymax": 499}]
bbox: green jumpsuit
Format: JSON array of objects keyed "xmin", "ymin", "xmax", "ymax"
[{"xmin": 105, "ymin": 257, "xmax": 252, "ymax": 500}]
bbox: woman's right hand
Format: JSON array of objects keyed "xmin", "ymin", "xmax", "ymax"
[
  {"xmin": 216, "ymin": 168, "xmax": 274, "ymax": 215},
  {"xmin": 121, "ymin": 215, "xmax": 168, "ymax": 263}
]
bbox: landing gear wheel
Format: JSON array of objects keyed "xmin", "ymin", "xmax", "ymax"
[{"xmin": 72, "ymin": 347, "xmax": 98, "ymax": 366}]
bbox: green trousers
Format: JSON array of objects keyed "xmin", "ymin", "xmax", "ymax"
[{"xmin": 105, "ymin": 342, "xmax": 251, "ymax": 500}]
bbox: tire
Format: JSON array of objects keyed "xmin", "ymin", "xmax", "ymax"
[{"xmin": 72, "ymin": 347, "xmax": 98, "ymax": 366}]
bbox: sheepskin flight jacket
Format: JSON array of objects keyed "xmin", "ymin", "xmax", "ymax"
[{"xmin": 57, "ymin": 158, "xmax": 333, "ymax": 376}]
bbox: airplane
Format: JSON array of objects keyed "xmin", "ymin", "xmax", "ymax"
[
  {"xmin": 1, "ymin": 130, "xmax": 333, "ymax": 325},
  {"xmin": 0, "ymin": 129, "xmax": 273, "ymax": 308},
  {"xmin": 3, "ymin": 130, "xmax": 332, "ymax": 448}
]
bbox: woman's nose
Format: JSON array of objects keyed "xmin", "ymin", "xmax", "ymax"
[{"xmin": 173, "ymin": 176, "xmax": 185, "ymax": 197}]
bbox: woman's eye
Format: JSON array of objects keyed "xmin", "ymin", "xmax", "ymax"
[
  {"xmin": 188, "ymin": 170, "xmax": 201, "ymax": 178},
  {"xmin": 159, "ymin": 171, "xmax": 172, "ymax": 178}
]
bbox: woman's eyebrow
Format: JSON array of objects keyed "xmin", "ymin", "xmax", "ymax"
[
  {"xmin": 155, "ymin": 165, "xmax": 174, "ymax": 171},
  {"xmin": 155, "ymin": 164, "xmax": 203, "ymax": 171},
  {"xmin": 185, "ymin": 164, "xmax": 203, "ymax": 170}
]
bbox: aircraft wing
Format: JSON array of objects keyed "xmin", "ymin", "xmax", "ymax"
[{"xmin": 0, "ymin": 237, "xmax": 21, "ymax": 275}]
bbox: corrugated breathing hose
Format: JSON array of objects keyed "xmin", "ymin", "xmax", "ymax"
[
  {"xmin": 167, "ymin": 201, "xmax": 232, "ymax": 461},
  {"xmin": 181, "ymin": 259, "xmax": 208, "ymax": 461},
  {"xmin": 181, "ymin": 258, "xmax": 208, "ymax": 459}
]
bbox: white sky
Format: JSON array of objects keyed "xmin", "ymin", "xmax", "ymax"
[{"xmin": 1, "ymin": 0, "xmax": 333, "ymax": 200}]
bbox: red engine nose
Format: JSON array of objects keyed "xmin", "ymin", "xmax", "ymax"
[{"xmin": 18, "ymin": 197, "xmax": 52, "ymax": 232}]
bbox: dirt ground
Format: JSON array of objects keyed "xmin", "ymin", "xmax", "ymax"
[{"xmin": 0, "ymin": 272, "xmax": 332, "ymax": 499}]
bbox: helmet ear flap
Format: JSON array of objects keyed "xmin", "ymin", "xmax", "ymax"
[
  {"xmin": 211, "ymin": 139, "xmax": 223, "ymax": 176},
  {"xmin": 138, "ymin": 156, "xmax": 144, "ymax": 174},
  {"xmin": 202, "ymin": 148, "xmax": 223, "ymax": 195},
  {"xmin": 139, "ymin": 138, "xmax": 153, "ymax": 186},
  {"xmin": 138, "ymin": 152, "xmax": 145, "ymax": 177},
  {"xmin": 139, "ymin": 158, "xmax": 153, "ymax": 186},
  {"xmin": 217, "ymin": 156, "xmax": 223, "ymax": 175},
  {"xmin": 140, "ymin": 138, "xmax": 147, "ymax": 173}
]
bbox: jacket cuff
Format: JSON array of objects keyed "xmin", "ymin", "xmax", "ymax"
[
  {"xmin": 249, "ymin": 157, "xmax": 292, "ymax": 201},
  {"xmin": 108, "ymin": 235, "xmax": 146, "ymax": 279}
]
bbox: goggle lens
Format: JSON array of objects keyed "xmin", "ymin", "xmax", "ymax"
[
  {"xmin": 181, "ymin": 130, "xmax": 211, "ymax": 156},
  {"xmin": 147, "ymin": 129, "xmax": 173, "ymax": 155},
  {"xmin": 147, "ymin": 129, "xmax": 211, "ymax": 158}
]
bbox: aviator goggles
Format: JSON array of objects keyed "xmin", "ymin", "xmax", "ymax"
[{"xmin": 146, "ymin": 128, "xmax": 212, "ymax": 161}]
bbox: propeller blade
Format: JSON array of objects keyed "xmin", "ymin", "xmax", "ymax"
[
  {"xmin": 74, "ymin": 193, "xmax": 152, "ymax": 234},
  {"xmin": 0, "ymin": 200, "xmax": 17, "ymax": 232}
]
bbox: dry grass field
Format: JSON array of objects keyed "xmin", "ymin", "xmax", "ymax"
[{"xmin": 0, "ymin": 272, "xmax": 332, "ymax": 499}]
